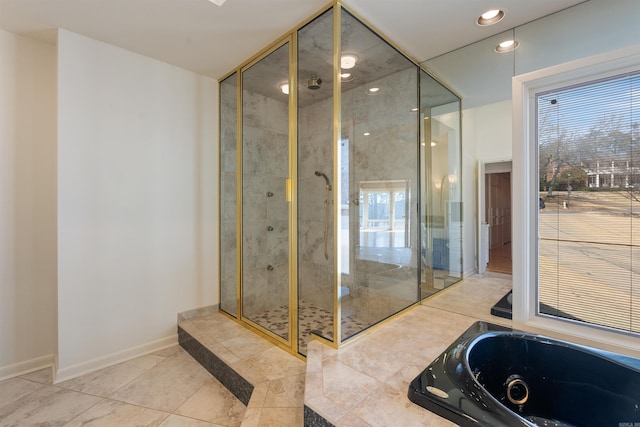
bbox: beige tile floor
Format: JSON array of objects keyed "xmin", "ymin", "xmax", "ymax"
[
  {"xmin": 305, "ymin": 272, "xmax": 513, "ymax": 427},
  {"xmin": 0, "ymin": 272, "xmax": 512, "ymax": 427},
  {"xmin": 0, "ymin": 345, "xmax": 245, "ymax": 427}
]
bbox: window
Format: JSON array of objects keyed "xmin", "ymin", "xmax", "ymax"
[
  {"xmin": 536, "ymin": 71, "xmax": 640, "ymax": 334},
  {"xmin": 513, "ymin": 46, "xmax": 640, "ymax": 352}
]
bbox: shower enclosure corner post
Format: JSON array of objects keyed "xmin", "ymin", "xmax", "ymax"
[
  {"xmin": 332, "ymin": 3, "xmax": 342, "ymax": 348},
  {"xmin": 416, "ymin": 66, "xmax": 422, "ymax": 303},
  {"xmin": 235, "ymin": 72, "xmax": 243, "ymax": 319},
  {"xmin": 288, "ymin": 33, "xmax": 299, "ymax": 355}
]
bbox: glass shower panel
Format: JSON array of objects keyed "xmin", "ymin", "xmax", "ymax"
[
  {"xmin": 220, "ymin": 73, "xmax": 238, "ymax": 316},
  {"xmin": 419, "ymin": 70, "xmax": 462, "ymax": 299},
  {"xmin": 297, "ymin": 9, "xmax": 335, "ymax": 355},
  {"xmin": 241, "ymin": 43, "xmax": 291, "ymax": 341},
  {"xmin": 340, "ymin": 8, "xmax": 419, "ymax": 341}
]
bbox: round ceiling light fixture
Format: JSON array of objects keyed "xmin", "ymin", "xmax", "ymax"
[
  {"xmin": 341, "ymin": 54, "xmax": 358, "ymax": 69},
  {"xmin": 477, "ymin": 9, "xmax": 505, "ymax": 26},
  {"xmin": 341, "ymin": 72, "xmax": 354, "ymax": 82},
  {"xmin": 366, "ymin": 87, "xmax": 380, "ymax": 95},
  {"xmin": 494, "ymin": 39, "xmax": 519, "ymax": 53}
]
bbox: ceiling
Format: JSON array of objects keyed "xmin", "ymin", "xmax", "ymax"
[{"xmin": 0, "ymin": 0, "xmax": 586, "ymax": 80}]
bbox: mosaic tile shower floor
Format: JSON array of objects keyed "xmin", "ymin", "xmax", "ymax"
[{"xmin": 247, "ymin": 301, "xmax": 368, "ymax": 353}]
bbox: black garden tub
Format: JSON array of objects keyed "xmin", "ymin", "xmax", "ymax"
[{"xmin": 408, "ymin": 322, "xmax": 640, "ymax": 427}]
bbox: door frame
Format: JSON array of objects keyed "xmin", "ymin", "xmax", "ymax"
[{"xmin": 477, "ymin": 159, "xmax": 512, "ymax": 274}]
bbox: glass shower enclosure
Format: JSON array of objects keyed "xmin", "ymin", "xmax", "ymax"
[{"xmin": 219, "ymin": 4, "xmax": 462, "ymax": 356}]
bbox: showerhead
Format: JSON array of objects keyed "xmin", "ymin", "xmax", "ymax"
[{"xmin": 307, "ymin": 74, "xmax": 322, "ymax": 90}]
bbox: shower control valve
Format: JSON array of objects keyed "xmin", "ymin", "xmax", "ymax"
[{"xmin": 266, "ymin": 191, "xmax": 274, "ymax": 197}]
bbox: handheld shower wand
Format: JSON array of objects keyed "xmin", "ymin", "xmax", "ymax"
[
  {"xmin": 314, "ymin": 171, "xmax": 332, "ymax": 191},
  {"xmin": 315, "ymin": 171, "xmax": 332, "ymax": 260}
]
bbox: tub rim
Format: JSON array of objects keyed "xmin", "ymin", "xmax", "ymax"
[{"xmin": 408, "ymin": 321, "xmax": 640, "ymax": 427}]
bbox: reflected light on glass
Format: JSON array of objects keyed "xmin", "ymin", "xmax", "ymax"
[{"xmin": 495, "ymin": 40, "xmax": 519, "ymax": 53}]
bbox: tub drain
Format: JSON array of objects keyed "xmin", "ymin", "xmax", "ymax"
[{"xmin": 506, "ymin": 375, "xmax": 529, "ymax": 405}]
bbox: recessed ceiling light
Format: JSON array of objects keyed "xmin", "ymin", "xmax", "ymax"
[
  {"xmin": 431, "ymin": 141, "xmax": 437, "ymax": 147},
  {"xmin": 411, "ymin": 107, "xmax": 419, "ymax": 112},
  {"xmin": 367, "ymin": 87, "xmax": 380, "ymax": 95},
  {"xmin": 279, "ymin": 82, "xmax": 289, "ymax": 95},
  {"xmin": 207, "ymin": 0, "xmax": 227, "ymax": 6},
  {"xmin": 341, "ymin": 54, "xmax": 358, "ymax": 69},
  {"xmin": 477, "ymin": 9, "xmax": 505, "ymax": 26},
  {"xmin": 341, "ymin": 72, "xmax": 354, "ymax": 82},
  {"xmin": 363, "ymin": 132, "xmax": 370, "ymax": 136},
  {"xmin": 494, "ymin": 39, "xmax": 519, "ymax": 53}
]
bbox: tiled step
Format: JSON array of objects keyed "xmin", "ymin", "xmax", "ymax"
[
  {"xmin": 178, "ymin": 311, "xmax": 307, "ymax": 426},
  {"xmin": 178, "ymin": 326, "xmax": 254, "ymax": 405}
]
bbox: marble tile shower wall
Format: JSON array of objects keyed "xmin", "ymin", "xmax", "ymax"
[
  {"xmin": 241, "ymin": 89, "xmax": 290, "ymax": 315},
  {"xmin": 298, "ymin": 98, "xmax": 335, "ymax": 314}
]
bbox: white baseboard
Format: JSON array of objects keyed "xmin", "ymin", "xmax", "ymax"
[
  {"xmin": 0, "ymin": 354, "xmax": 56, "ymax": 382},
  {"xmin": 54, "ymin": 334, "xmax": 177, "ymax": 384},
  {"xmin": 464, "ymin": 266, "xmax": 479, "ymax": 278}
]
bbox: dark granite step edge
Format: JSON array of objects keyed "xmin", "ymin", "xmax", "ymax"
[
  {"xmin": 304, "ymin": 405, "xmax": 336, "ymax": 427},
  {"xmin": 178, "ymin": 325, "xmax": 254, "ymax": 405},
  {"xmin": 179, "ymin": 325, "xmax": 337, "ymax": 426}
]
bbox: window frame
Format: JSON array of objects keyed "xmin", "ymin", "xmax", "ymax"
[{"xmin": 512, "ymin": 45, "xmax": 640, "ymax": 358}]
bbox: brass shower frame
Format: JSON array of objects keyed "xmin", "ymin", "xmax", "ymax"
[{"xmin": 217, "ymin": 0, "xmax": 462, "ymax": 357}]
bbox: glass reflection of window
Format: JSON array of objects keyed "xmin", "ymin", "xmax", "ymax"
[{"xmin": 359, "ymin": 180, "xmax": 410, "ymax": 248}]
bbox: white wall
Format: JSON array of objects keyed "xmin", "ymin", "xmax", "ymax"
[
  {"xmin": 56, "ymin": 30, "xmax": 218, "ymax": 380},
  {"xmin": 0, "ymin": 30, "xmax": 57, "ymax": 380},
  {"xmin": 455, "ymin": 100, "xmax": 512, "ymax": 275}
]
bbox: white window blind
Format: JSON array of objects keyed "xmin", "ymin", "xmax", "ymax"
[{"xmin": 536, "ymin": 71, "xmax": 640, "ymax": 333}]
